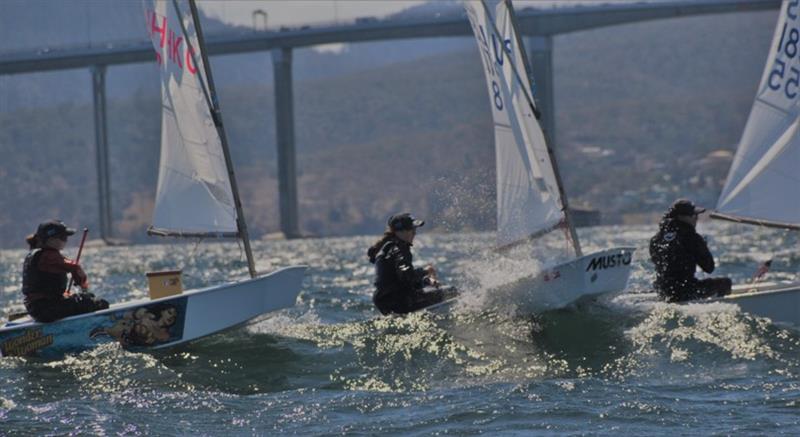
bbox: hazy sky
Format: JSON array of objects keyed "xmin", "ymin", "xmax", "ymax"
[
  {"xmin": 198, "ymin": 0, "xmax": 431, "ymax": 28},
  {"xmin": 197, "ymin": 0, "xmax": 660, "ymax": 28}
]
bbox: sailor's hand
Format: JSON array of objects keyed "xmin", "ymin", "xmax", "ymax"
[
  {"xmin": 73, "ymin": 268, "xmax": 89, "ymax": 290},
  {"xmin": 424, "ymin": 276, "xmax": 440, "ymax": 287}
]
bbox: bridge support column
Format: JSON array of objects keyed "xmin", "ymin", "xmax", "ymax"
[
  {"xmin": 91, "ymin": 64, "xmax": 113, "ymax": 242},
  {"xmin": 527, "ymin": 36, "xmax": 556, "ymax": 149},
  {"xmin": 271, "ymin": 47, "xmax": 300, "ymax": 239}
]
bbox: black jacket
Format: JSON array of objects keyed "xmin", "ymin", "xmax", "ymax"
[
  {"xmin": 369, "ymin": 237, "xmax": 426, "ymax": 301},
  {"xmin": 649, "ymin": 217, "xmax": 715, "ymax": 294}
]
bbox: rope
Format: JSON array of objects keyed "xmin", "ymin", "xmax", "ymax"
[{"xmin": 167, "ymin": 237, "xmax": 203, "ymax": 284}]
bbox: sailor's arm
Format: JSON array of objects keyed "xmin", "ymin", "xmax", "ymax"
[
  {"xmin": 390, "ymin": 246, "xmax": 418, "ymax": 288},
  {"xmin": 692, "ymin": 233, "xmax": 715, "ymax": 273},
  {"xmin": 38, "ymin": 250, "xmax": 89, "ymax": 289}
]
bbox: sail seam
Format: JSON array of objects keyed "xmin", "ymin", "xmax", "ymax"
[{"xmin": 754, "ymin": 96, "xmax": 792, "ymax": 116}]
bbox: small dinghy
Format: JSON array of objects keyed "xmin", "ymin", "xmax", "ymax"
[
  {"xmin": 0, "ymin": 267, "xmax": 305, "ymax": 358},
  {"xmin": 460, "ymin": 0, "xmax": 635, "ymax": 314},
  {"xmin": 1, "ymin": 0, "xmax": 306, "ymax": 357},
  {"xmin": 704, "ymin": 0, "xmax": 800, "ymax": 328}
]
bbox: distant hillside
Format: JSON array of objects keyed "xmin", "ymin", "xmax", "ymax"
[{"xmin": 0, "ymin": 8, "xmax": 777, "ymax": 248}]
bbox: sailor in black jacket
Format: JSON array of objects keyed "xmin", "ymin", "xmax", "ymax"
[
  {"xmin": 367, "ymin": 213, "xmax": 444, "ymax": 315},
  {"xmin": 649, "ymin": 199, "xmax": 731, "ymax": 302}
]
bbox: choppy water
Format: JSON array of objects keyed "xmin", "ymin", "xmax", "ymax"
[{"xmin": 0, "ymin": 222, "xmax": 798, "ymax": 435}]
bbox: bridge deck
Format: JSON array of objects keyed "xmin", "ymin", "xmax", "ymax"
[{"xmin": 0, "ymin": 0, "xmax": 779, "ymax": 76}]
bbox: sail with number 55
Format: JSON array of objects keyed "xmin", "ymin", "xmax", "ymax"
[{"xmin": 714, "ymin": 0, "xmax": 800, "ymax": 229}]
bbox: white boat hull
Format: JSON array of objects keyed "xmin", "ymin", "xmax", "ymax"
[
  {"xmin": 713, "ymin": 281, "xmax": 800, "ymax": 328},
  {"xmin": 488, "ymin": 247, "xmax": 636, "ymax": 314},
  {"xmin": 0, "ymin": 266, "xmax": 306, "ymax": 357}
]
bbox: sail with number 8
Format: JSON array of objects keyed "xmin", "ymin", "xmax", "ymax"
[
  {"xmin": 464, "ymin": 0, "xmax": 569, "ymax": 250},
  {"xmin": 461, "ymin": 0, "xmax": 635, "ymax": 313}
]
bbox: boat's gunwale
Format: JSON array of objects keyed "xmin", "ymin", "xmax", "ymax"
[
  {"xmin": 1, "ymin": 265, "xmax": 307, "ymax": 332},
  {"xmin": 575, "ymin": 246, "xmax": 637, "ymax": 259},
  {"xmin": 724, "ymin": 280, "xmax": 800, "ymax": 300}
]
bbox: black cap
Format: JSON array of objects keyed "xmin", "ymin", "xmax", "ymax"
[
  {"xmin": 668, "ymin": 199, "xmax": 706, "ymax": 217},
  {"xmin": 36, "ymin": 220, "xmax": 76, "ymax": 240},
  {"xmin": 388, "ymin": 213, "xmax": 425, "ymax": 231}
]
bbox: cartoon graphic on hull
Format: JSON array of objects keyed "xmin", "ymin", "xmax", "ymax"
[
  {"xmin": 90, "ymin": 303, "xmax": 182, "ymax": 347},
  {"xmin": 0, "ymin": 298, "xmax": 187, "ymax": 357},
  {"xmin": 0, "ymin": 266, "xmax": 306, "ymax": 359}
]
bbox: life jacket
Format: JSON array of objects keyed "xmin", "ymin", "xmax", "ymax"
[
  {"xmin": 650, "ymin": 219, "xmax": 691, "ymax": 280},
  {"xmin": 22, "ymin": 249, "xmax": 67, "ymax": 302}
]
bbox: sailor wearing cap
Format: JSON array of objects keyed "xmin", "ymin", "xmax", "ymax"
[
  {"xmin": 21, "ymin": 220, "xmax": 109, "ymax": 322},
  {"xmin": 366, "ymin": 213, "xmax": 444, "ymax": 315},
  {"xmin": 649, "ymin": 200, "xmax": 732, "ymax": 302}
]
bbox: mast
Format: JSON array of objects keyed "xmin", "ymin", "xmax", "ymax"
[
  {"xmin": 481, "ymin": 0, "xmax": 582, "ymax": 257},
  {"xmin": 173, "ymin": 0, "xmax": 257, "ymax": 278}
]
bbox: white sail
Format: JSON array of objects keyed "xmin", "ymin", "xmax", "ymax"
[
  {"xmin": 464, "ymin": 0, "xmax": 565, "ymax": 247},
  {"xmin": 716, "ymin": 0, "xmax": 800, "ymax": 227},
  {"xmin": 143, "ymin": 0, "xmax": 238, "ymax": 236}
]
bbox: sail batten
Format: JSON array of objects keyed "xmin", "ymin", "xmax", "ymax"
[
  {"xmin": 144, "ymin": 0, "xmax": 239, "ymax": 237},
  {"xmin": 465, "ymin": 0, "xmax": 566, "ymax": 248},
  {"xmin": 716, "ymin": 0, "xmax": 800, "ymax": 228}
]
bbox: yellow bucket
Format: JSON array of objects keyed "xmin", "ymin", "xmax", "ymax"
[{"xmin": 146, "ymin": 270, "xmax": 183, "ymax": 300}]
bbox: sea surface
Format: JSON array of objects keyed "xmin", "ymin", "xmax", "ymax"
[{"xmin": 0, "ymin": 222, "xmax": 798, "ymax": 435}]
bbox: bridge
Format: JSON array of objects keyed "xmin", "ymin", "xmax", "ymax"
[{"xmin": 0, "ymin": 0, "xmax": 780, "ymax": 241}]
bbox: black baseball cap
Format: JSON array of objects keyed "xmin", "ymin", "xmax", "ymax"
[
  {"xmin": 388, "ymin": 213, "xmax": 425, "ymax": 231},
  {"xmin": 36, "ymin": 220, "xmax": 76, "ymax": 240},
  {"xmin": 668, "ymin": 199, "xmax": 706, "ymax": 217}
]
